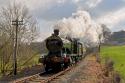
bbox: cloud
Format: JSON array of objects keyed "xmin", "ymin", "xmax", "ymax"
[
  {"xmin": 0, "ymin": 0, "xmax": 10, "ymax": 7},
  {"xmin": 37, "ymin": 19, "xmax": 57, "ymax": 41},
  {"xmin": 85, "ymin": 0, "xmax": 102, "ymax": 8},
  {"xmin": 57, "ymin": 0, "xmax": 67, "ymax": 4},
  {"xmin": 37, "ymin": 1, "xmax": 77, "ymax": 21},
  {"xmin": 37, "ymin": 32, "xmax": 51, "ymax": 42},
  {"xmin": 96, "ymin": 7, "xmax": 125, "ymax": 29},
  {"xmin": 122, "ymin": 0, "xmax": 125, "ymax": 2},
  {"xmin": 8, "ymin": 0, "xmax": 67, "ymax": 12},
  {"xmin": 0, "ymin": 0, "xmax": 62, "ymax": 11},
  {"xmin": 72, "ymin": 0, "xmax": 80, "ymax": 3},
  {"xmin": 0, "ymin": 0, "xmax": 103, "ymax": 20},
  {"xmin": 72, "ymin": 0, "xmax": 103, "ymax": 10}
]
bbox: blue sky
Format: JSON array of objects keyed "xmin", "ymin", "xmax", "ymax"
[{"xmin": 0, "ymin": 0, "xmax": 125, "ymax": 41}]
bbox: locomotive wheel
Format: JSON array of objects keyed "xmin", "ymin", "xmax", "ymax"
[
  {"xmin": 64, "ymin": 62, "xmax": 69, "ymax": 68},
  {"xmin": 45, "ymin": 64, "xmax": 50, "ymax": 73},
  {"xmin": 53, "ymin": 63, "xmax": 62, "ymax": 72},
  {"xmin": 45, "ymin": 66, "xmax": 49, "ymax": 72}
]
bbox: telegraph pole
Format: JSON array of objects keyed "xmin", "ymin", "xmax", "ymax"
[{"xmin": 12, "ymin": 18, "xmax": 23, "ymax": 75}]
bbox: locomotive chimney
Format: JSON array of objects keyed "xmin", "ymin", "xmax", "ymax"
[{"xmin": 54, "ymin": 29, "xmax": 59, "ymax": 36}]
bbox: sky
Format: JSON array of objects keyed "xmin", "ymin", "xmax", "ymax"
[{"xmin": 0, "ymin": 0, "xmax": 125, "ymax": 41}]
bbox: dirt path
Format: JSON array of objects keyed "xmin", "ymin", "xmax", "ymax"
[
  {"xmin": 72, "ymin": 55, "xmax": 104, "ymax": 83},
  {"xmin": 51, "ymin": 55, "xmax": 105, "ymax": 83}
]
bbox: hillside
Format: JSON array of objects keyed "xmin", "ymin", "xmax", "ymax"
[{"xmin": 108, "ymin": 30, "xmax": 125, "ymax": 45}]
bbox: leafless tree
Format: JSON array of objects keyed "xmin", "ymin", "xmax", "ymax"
[
  {"xmin": 0, "ymin": 2, "xmax": 39, "ymax": 75},
  {"xmin": 95, "ymin": 24, "xmax": 111, "ymax": 62},
  {"xmin": 96, "ymin": 24, "xmax": 111, "ymax": 52}
]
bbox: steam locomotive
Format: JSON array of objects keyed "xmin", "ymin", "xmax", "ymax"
[{"xmin": 39, "ymin": 29, "xmax": 84, "ymax": 72}]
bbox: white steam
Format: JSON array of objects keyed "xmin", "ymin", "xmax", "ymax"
[{"xmin": 53, "ymin": 10, "xmax": 103, "ymax": 47}]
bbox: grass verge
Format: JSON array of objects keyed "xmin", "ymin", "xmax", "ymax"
[{"xmin": 100, "ymin": 45, "xmax": 125, "ymax": 79}]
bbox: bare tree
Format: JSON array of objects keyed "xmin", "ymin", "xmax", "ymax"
[
  {"xmin": 96, "ymin": 24, "xmax": 111, "ymax": 52},
  {"xmin": 93, "ymin": 24, "xmax": 111, "ymax": 62},
  {"xmin": 0, "ymin": 2, "xmax": 39, "ymax": 75},
  {"xmin": 0, "ymin": 2, "xmax": 39, "ymax": 43}
]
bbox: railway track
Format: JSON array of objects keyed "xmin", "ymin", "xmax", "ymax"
[
  {"xmin": 14, "ymin": 66, "xmax": 73, "ymax": 83},
  {"xmin": 14, "ymin": 57, "xmax": 86, "ymax": 83}
]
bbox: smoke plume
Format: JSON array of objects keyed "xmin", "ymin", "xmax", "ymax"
[{"xmin": 53, "ymin": 10, "xmax": 103, "ymax": 47}]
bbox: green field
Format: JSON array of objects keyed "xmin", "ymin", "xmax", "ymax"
[{"xmin": 101, "ymin": 45, "xmax": 125, "ymax": 78}]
